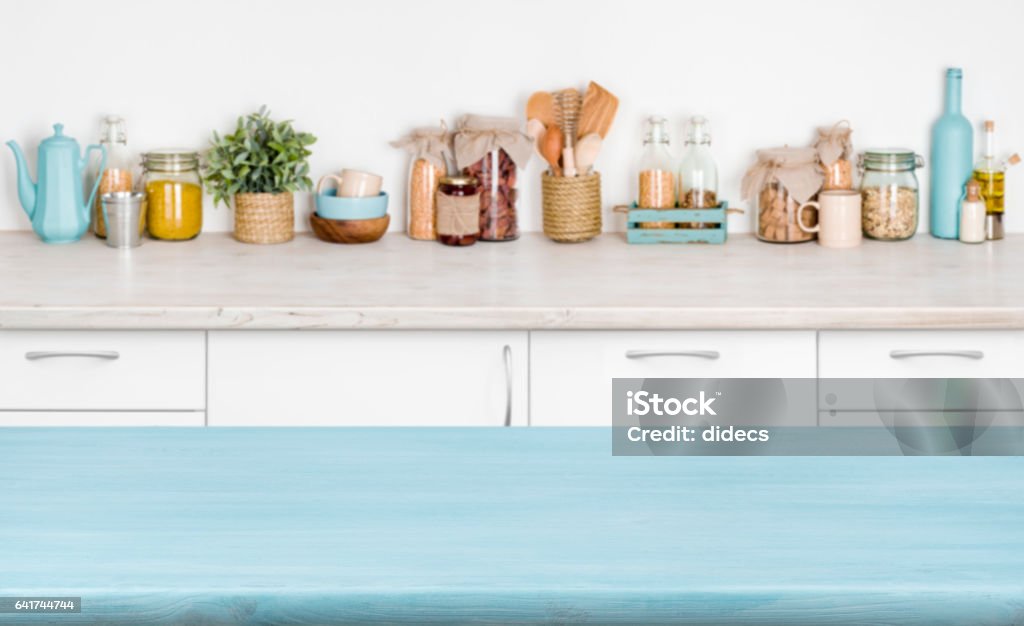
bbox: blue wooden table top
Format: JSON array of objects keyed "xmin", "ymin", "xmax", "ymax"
[{"xmin": 1, "ymin": 428, "xmax": 1022, "ymax": 625}]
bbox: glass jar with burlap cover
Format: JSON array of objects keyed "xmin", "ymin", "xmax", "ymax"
[{"xmin": 742, "ymin": 146, "xmax": 824, "ymax": 243}]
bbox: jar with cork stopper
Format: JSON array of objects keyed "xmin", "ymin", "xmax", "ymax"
[
  {"xmin": 959, "ymin": 179, "xmax": 986, "ymax": 243},
  {"xmin": 972, "ymin": 120, "xmax": 1021, "ymax": 240}
]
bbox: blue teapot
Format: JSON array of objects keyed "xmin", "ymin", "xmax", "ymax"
[{"xmin": 7, "ymin": 124, "xmax": 107, "ymax": 243}]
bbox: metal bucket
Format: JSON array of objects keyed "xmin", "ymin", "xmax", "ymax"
[{"xmin": 101, "ymin": 192, "xmax": 145, "ymax": 249}]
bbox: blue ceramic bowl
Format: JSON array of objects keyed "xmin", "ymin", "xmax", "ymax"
[{"xmin": 315, "ymin": 190, "xmax": 389, "ymax": 220}]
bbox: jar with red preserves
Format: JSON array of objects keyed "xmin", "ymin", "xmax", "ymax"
[{"xmin": 436, "ymin": 175, "xmax": 481, "ymax": 246}]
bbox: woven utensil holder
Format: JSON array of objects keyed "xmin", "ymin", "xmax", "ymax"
[
  {"xmin": 233, "ymin": 192, "xmax": 295, "ymax": 244},
  {"xmin": 542, "ymin": 172, "xmax": 602, "ymax": 242}
]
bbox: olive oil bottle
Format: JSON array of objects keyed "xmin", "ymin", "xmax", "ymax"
[
  {"xmin": 972, "ymin": 121, "xmax": 1020, "ymax": 239},
  {"xmin": 973, "ymin": 121, "xmax": 1003, "ymax": 213},
  {"xmin": 973, "ymin": 168, "xmax": 1004, "ymax": 214}
]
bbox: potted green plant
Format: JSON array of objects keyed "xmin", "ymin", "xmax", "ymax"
[{"xmin": 204, "ymin": 107, "xmax": 316, "ymax": 244}]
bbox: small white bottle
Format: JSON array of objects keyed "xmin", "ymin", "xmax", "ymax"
[{"xmin": 960, "ymin": 179, "xmax": 986, "ymax": 243}]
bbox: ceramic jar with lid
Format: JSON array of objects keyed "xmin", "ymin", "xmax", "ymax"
[
  {"xmin": 858, "ymin": 149, "xmax": 923, "ymax": 241},
  {"xmin": 141, "ymin": 149, "xmax": 203, "ymax": 240}
]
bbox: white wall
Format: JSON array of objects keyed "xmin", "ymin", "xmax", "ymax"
[{"xmin": 1, "ymin": 0, "xmax": 1022, "ymax": 234}]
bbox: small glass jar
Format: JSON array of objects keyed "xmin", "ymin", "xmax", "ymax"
[
  {"xmin": 141, "ymin": 149, "xmax": 203, "ymax": 241},
  {"xmin": 859, "ymin": 149, "xmax": 923, "ymax": 241},
  {"xmin": 436, "ymin": 175, "xmax": 480, "ymax": 246},
  {"xmin": 91, "ymin": 116, "xmax": 138, "ymax": 238},
  {"xmin": 815, "ymin": 122, "xmax": 855, "ymax": 191}
]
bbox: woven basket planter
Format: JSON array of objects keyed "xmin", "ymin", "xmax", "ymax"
[
  {"xmin": 541, "ymin": 172, "xmax": 602, "ymax": 243},
  {"xmin": 233, "ymin": 192, "xmax": 295, "ymax": 244}
]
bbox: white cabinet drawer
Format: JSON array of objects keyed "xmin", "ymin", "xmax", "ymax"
[
  {"xmin": 208, "ymin": 331, "xmax": 528, "ymax": 426},
  {"xmin": 819, "ymin": 331, "xmax": 1024, "ymax": 379},
  {"xmin": 531, "ymin": 331, "xmax": 817, "ymax": 426},
  {"xmin": 0, "ymin": 412, "xmax": 204, "ymax": 427},
  {"xmin": 0, "ymin": 331, "xmax": 205, "ymax": 411},
  {"xmin": 819, "ymin": 329, "xmax": 1024, "ymax": 379},
  {"xmin": 819, "ymin": 332, "xmax": 1024, "ymax": 411}
]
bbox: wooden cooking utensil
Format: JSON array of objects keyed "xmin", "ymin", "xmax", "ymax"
[
  {"xmin": 540, "ymin": 125, "xmax": 564, "ymax": 176},
  {"xmin": 554, "ymin": 88, "xmax": 582, "ymax": 177},
  {"xmin": 574, "ymin": 133, "xmax": 603, "ymax": 175},
  {"xmin": 526, "ymin": 92, "xmax": 556, "ymax": 128},
  {"xmin": 577, "ymin": 81, "xmax": 619, "ymax": 139},
  {"xmin": 553, "ymin": 88, "xmax": 582, "ymax": 143},
  {"xmin": 525, "ymin": 118, "xmax": 546, "ymax": 161}
]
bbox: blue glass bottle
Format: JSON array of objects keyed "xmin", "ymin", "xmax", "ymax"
[{"xmin": 929, "ymin": 68, "xmax": 973, "ymax": 239}]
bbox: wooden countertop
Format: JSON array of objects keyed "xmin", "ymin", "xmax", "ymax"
[{"xmin": 0, "ymin": 231, "xmax": 1021, "ymax": 330}]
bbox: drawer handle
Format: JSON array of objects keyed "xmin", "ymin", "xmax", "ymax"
[
  {"xmin": 889, "ymin": 350, "xmax": 984, "ymax": 360},
  {"xmin": 25, "ymin": 351, "xmax": 121, "ymax": 361},
  {"xmin": 503, "ymin": 345, "xmax": 513, "ymax": 427},
  {"xmin": 625, "ymin": 350, "xmax": 720, "ymax": 360}
]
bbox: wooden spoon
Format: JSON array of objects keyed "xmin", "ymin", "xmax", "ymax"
[
  {"xmin": 541, "ymin": 125, "xmax": 564, "ymax": 176},
  {"xmin": 526, "ymin": 92, "xmax": 556, "ymax": 128},
  {"xmin": 525, "ymin": 118, "xmax": 546, "ymax": 162},
  {"xmin": 574, "ymin": 133, "xmax": 603, "ymax": 175}
]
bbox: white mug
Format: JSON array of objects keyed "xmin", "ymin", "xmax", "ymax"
[
  {"xmin": 798, "ymin": 190, "xmax": 863, "ymax": 248},
  {"xmin": 317, "ymin": 169, "xmax": 383, "ymax": 198}
]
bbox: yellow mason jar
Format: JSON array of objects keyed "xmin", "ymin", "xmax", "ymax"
[{"xmin": 141, "ymin": 149, "xmax": 203, "ymax": 240}]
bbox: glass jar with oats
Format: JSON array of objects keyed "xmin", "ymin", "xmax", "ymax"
[
  {"xmin": 742, "ymin": 147, "xmax": 823, "ymax": 243},
  {"xmin": 858, "ymin": 149, "xmax": 923, "ymax": 241}
]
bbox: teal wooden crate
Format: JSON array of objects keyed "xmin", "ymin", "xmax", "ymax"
[{"xmin": 620, "ymin": 201, "xmax": 731, "ymax": 244}]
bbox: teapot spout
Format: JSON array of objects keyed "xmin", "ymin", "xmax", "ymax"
[{"xmin": 6, "ymin": 141, "xmax": 36, "ymax": 219}]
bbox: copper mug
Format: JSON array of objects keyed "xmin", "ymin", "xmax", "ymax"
[{"xmin": 798, "ymin": 190, "xmax": 862, "ymax": 248}]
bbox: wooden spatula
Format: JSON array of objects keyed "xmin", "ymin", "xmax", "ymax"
[
  {"xmin": 540, "ymin": 125, "xmax": 564, "ymax": 176},
  {"xmin": 526, "ymin": 92, "xmax": 556, "ymax": 128},
  {"xmin": 577, "ymin": 81, "xmax": 619, "ymax": 139}
]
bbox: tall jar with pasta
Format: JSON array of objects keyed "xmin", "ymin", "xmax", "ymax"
[
  {"xmin": 391, "ymin": 123, "xmax": 451, "ymax": 241},
  {"xmin": 142, "ymin": 149, "xmax": 203, "ymax": 240},
  {"xmin": 636, "ymin": 116, "xmax": 675, "ymax": 228}
]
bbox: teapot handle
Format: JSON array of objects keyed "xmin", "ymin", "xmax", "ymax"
[{"xmin": 82, "ymin": 144, "xmax": 107, "ymax": 224}]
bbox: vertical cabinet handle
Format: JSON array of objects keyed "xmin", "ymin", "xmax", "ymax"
[
  {"xmin": 889, "ymin": 350, "xmax": 984, "ymax": 360},
  {"xmin": 25, "ymin": 351, "xmax": 120, "ymax": 361},
  {"xmin": 503, "ymin": 344, "xmax": 513, "ymax": 427}
]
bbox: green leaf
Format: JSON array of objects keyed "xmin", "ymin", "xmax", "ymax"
[{"xmin": 200, "ymin": 107, "xmax": 316, "ymax": 199}]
